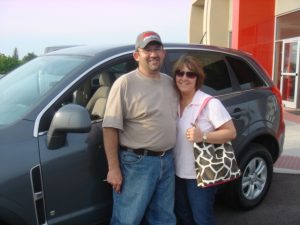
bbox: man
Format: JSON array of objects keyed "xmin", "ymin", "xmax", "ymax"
[{"xmin": 102, "ymin": 31, "xmax": 177, "ymax": 225}]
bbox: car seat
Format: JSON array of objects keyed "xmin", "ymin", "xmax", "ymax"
[
  {"xmin": 86, "ymin": 71, "xmax": 115, "ymax": 119},
  {"xmin": 73, "ymin": 80, "xmax": 91, "ymax": 106}
]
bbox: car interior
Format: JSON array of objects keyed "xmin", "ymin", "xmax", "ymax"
[
  {"xmin": 86, "ymin": 71, "xmax": 115, "ymax": 120},
  {"xmin": 71, "ymin": 59, "xmax": 137, "ymax": 121}
]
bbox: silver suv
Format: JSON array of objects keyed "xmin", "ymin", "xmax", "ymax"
[{"xmin": 0, "ymin": 44, "xmax": 285, "ymax": 225}]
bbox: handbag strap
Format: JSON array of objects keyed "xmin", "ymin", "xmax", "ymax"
[{"xmin": 193, "ymin": 96, "xmax": 214, "ymax": 124}]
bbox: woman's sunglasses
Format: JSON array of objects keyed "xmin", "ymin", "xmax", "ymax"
[{"xmin": 175, "ymin": 70, "xmax": 198, "ymax": 79}]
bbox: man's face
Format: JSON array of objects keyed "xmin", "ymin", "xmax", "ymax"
[{"xmin": 134, "ymin": 43, "xmax": 165, "ymax": 74}]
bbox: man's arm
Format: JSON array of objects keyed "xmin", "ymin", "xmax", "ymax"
[{"xmin": 103, "ymin": 127, "xmax": 123, "ymax": 193}]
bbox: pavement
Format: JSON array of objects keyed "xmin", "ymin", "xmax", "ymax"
[{"xmin": 274, "ymin": 108, "xmax": 300, "ymax": 174}]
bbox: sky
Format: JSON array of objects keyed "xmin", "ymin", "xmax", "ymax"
[{"xmin": 0, "ymin": 0, "xmax": 190, "ymax": 58}]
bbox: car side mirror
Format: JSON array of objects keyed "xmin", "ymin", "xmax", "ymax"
[{"xmin": 47, "ymin": 104, "xmax": 91, "ymax": 149}]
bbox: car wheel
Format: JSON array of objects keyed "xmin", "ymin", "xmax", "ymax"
[{"xmin": 227, "ymin": 143, "xmax": 273, "ymax": 209}]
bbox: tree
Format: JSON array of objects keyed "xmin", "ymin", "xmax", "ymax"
[
  {"xmin": 0, "ymin": 54, "xmax": 20, "ymax": 74},
  {"xmin": 13, "ymin": 48, "xmax": 19, "ymax": 60},
  {"xmin": 22, "ymin": 52, "xmax": 37, "ymax": 63},
  {"xmin": 0, "ymin": 50, "xmax": 37, "ymax": 74}
]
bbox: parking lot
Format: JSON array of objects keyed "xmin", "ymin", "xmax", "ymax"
[{"xmin": 215, "ymin": 110, "xmax": 300, "ymax": 225}]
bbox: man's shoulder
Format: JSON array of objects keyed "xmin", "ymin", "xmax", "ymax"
[
  {"xmin": 113, "ymin": 70, "xmax": 137, "ymax": 85},
  {"xmin": 160, "ymin": 72, "xmax": 173, "ymax": 80},
  {"xmin": 120, "ymin": 70, "xmax": 137, "ymax": 79},
  {"xmin": 160, "ymin": 73, "xmax": 174, "ymax": 86}
]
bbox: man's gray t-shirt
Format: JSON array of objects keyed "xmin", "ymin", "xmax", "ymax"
[{"xmin": 102, "ymin": 69, "xmax": 177, "ymax": 151}]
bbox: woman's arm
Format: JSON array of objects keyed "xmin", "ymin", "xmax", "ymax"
[
  {"xmin": 187, "ymin": 120, "xmax": 236, "ymax": 144},
  {"xmin": 203, "ymin": 120, "xmax": 236, "ymax": 144}
]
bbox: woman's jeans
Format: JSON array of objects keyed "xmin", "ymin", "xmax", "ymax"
[
  {"xmin": 110, "ymin": 149, "xmax": 176, "ymax": 225},
  {"xmin": 175, "ymin": 176, "xmax": 218, "ymax": 225}
]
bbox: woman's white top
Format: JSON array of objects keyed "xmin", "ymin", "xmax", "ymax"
[{"xmin": 174, "ymin": 90, "xmax": 232, "ymax": 179}]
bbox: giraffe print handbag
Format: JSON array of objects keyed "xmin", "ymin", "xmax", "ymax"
[{"xmin": 193, "ymin": 97, "xmax": 241, "ymax": 188}]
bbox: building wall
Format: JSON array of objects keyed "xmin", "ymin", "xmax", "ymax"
[
  {"xmin": 189, "ymin": 0, "xmax": 230, "ymax": 47},
  {"xmin": 275, "ymin": 0, "xmax": 300, "ymax": 15},
  {"xmin": 232, "ymin": 0, "xmax": 275, "ymax": 76},
  {"xmin": 189, "ymin": 0, "xmax": 205, "ymax": 44},
  {"xmin": 208, "ymin": 0, "xmax": 230, "ymax": 46}
]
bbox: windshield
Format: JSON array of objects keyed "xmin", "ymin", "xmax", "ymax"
[{"xmin": 0, "ymin": 55, "xmax": 87, "ymax": 127}]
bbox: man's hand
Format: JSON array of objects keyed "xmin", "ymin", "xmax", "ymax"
[
  {"xmin": 103, "ymin": 127, "xmax": 122, "ymax": 193},
  {"xmin": 107, "ymin": 167, "xmax": 123, "ymax": 193}
]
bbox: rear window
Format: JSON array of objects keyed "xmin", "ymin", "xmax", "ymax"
[{"xmin": 226, "ymin": 57, "xmax": 265, "ymax": 90}]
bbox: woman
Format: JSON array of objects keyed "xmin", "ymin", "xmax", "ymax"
[{"xmin": 173, "ymin": 55, "xmax": 236, "ymax": 225}]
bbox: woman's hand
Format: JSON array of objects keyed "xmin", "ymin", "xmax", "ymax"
[
  {"xmin": 186, "ymin": 120, "xmax": 237, "ymax": 144},
  {"xmin": 186, "ymin": 126, "xmax": 202, "ymax": 142}
]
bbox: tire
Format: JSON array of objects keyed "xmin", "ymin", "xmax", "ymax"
[{"xmin": 227, "ymin": 143, "xmax": 273, "ymax": 210}]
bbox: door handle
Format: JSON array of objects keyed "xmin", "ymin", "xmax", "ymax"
[{"xmin": 231, "ymin": 108, "xmax": 246, "ymax": 119}]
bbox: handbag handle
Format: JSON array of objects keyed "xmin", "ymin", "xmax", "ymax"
[{"xmin": 193, "ymin": 96, "xmax": 214, "ymax": 124}]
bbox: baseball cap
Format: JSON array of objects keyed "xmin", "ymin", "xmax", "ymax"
[{"xmin": 135, "ymin": 31, "xmax": 163, "ymax": 50}]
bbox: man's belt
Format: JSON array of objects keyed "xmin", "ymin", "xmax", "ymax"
[{"xmin": 120, "ymin": 146, "xmax": 167, "ymax": 157}]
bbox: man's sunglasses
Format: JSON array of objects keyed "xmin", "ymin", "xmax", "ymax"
[{"xmin": 175, "ymin": 70, "xmax": 198, "ymax": 78}]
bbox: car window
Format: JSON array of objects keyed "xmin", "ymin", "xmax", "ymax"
[
  {"xmin": 89, "ymin": 60, "xmax": 137, "ymax": 90},
  {"xmin": 108, "ymin": 60, "xmax": 138, "ymax": 78},
  {"xmin": 40, "ymin": 57, "xmax": 137, "ymax": 132},
  {"xmin": 226, "ymin": 56, "xmax": 265, "ymax": 90},
  {"xmin": 166, "ymin": 51, "xmax": 233, "ymax": 95},
  {"xmin": 84, "ymin": 59, "xmax": 137, "ymax": 120}
]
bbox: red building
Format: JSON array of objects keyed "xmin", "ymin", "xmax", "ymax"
[{"xmin": 189, "ymin": 0, "xmax": 300, "ymax": 109}]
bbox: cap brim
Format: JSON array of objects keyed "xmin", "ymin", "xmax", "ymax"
[{"xmin": 138, "ymin": 40, "xmax": 162, "ymax": 49}]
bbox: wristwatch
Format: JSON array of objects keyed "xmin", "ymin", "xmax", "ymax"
[{"xmin": 202, "ymin": 133, "xmax": 207, "ymax": 142}]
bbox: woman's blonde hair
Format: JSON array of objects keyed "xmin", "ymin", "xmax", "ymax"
[{"xmin": 172, "ymin": 55, "xmax": 205, "ymax": 93}]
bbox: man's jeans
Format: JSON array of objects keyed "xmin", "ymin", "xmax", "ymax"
[
  {"xmin": 175, "ymin": 176, "xmax": 218, "ymax": 225},
  {"xmin": 110, "ymin": 149, "xmax": 176, "ymax": 225}
]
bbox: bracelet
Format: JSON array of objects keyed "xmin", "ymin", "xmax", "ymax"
[{"xmin": 202, "ymin": 133, "xmax": 207, "ymax": 142}]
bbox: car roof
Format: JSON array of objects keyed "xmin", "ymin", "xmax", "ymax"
[{"xmin": 45, "ymin": 43, "xmax": 252, "ymax": 58}]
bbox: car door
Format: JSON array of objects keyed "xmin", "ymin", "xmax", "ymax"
[
  {"xmin": 37, "ymin": 85, "xmax": 111, "ymax": 225},
  {"xmin": 224, "ymin": 55, "xmax": 272, "ymax": 152},
  {"xmin": 37, "ymin": 57, "xmax": 137, "ymax": 225}
]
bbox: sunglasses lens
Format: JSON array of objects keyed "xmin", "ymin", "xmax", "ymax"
[
  {"xmin": 175, "ymin": 70, "xmax": 198, "ymax": 78},
  {"xmin": 186, "ymin": 72, "xmax": 198, "ymax": 78},
  {"xmin": 175, "ymin": 70, "xmax": 185, "ymax": 77}
]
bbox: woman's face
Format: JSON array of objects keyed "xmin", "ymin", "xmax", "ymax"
[{"xmin": 175, "ymin": 65, "xmax": 197, "ymax": 96}]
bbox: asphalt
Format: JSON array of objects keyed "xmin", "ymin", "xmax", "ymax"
[
  {"xmin": 215, "ymin": 173, "xmax": 300, "ymax": 225},
  {"xmin": 215, "ymin": 108, "xmax": 300, "ymax": 225}
]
